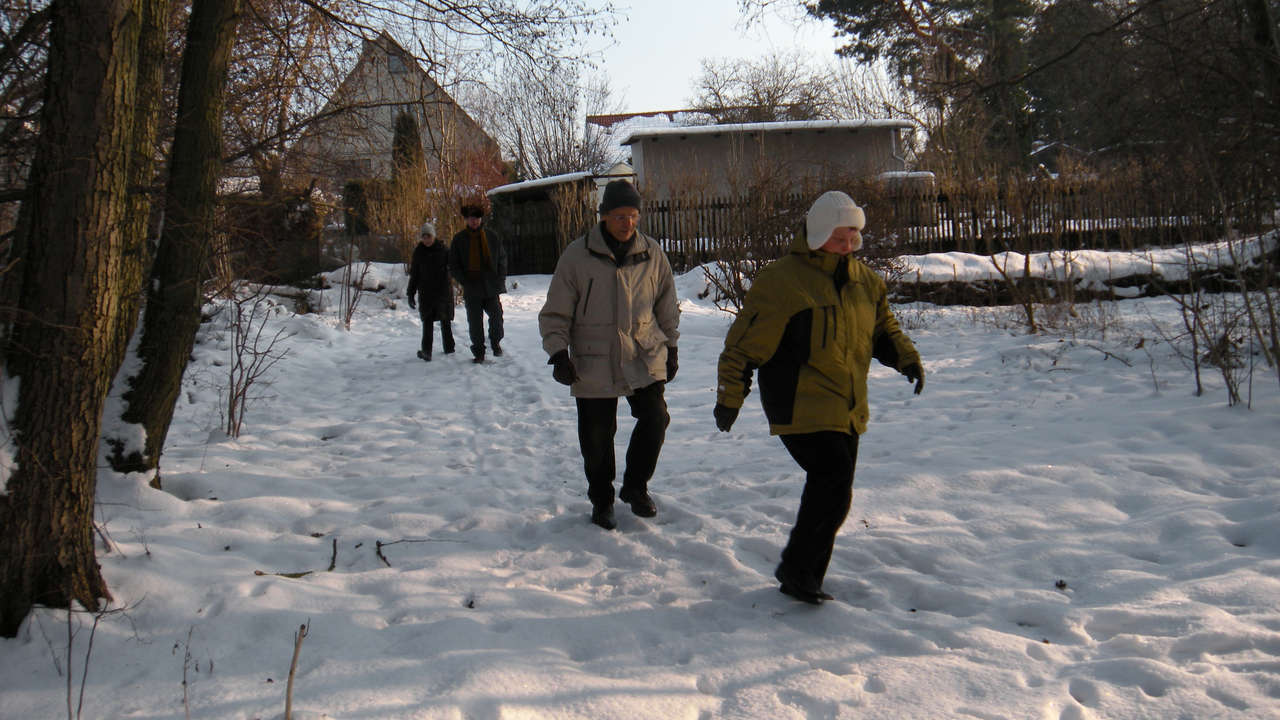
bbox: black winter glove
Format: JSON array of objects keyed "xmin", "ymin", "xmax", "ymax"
[
  {"xmin": 713, "ymin": 403, "xmax": 739, "ymax": 432},
  {"xmin": 407, "ymin": 295, "xmax": 416, "ymax": 310},
  {"xmin": 665, "ymin": 346, "xmax": 678, "ymax": 382},
  {"xmin": 549, "ymin": 349, "xmax": 579, "ymax": 386},
  {"xmin": 901, "ymin": 362, "xmax": 925, "ymax": 395}
]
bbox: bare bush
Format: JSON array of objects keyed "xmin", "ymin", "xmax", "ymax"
[
  {"xmin": 700, "ymin": 161, "xmax": 808, "ymax": 313},
  {"xmin": 221, "ymin": 286, "xmax": 293, "ymax": 437}
]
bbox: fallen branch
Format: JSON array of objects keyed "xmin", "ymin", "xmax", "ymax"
[
  {"xmin": 255, "ymin": 537, "xmax": 342, "ymax": 578},
  {"xmin": 254, "ymin": 569, "xmax": 312, "ymax": 579},
  {"xmin": 374, "ymin": 536, "xmax": 466, "ymax": 567},
  {"xmin": 1083, "ymin": 343, "xmax": 1134, "ymax": 366}
]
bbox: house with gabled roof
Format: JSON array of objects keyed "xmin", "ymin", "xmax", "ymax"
[{"xmin": 288, "ymin": 32, "xmax": 500, "ymax": 194}]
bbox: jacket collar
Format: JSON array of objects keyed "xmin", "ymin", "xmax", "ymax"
[
  {"xmin": 788, "ymin": 232, "xmax": 847, "ymax": 274},
  {"xmin": 587, "ymin": 224, "xmax": 650, "ymax": 266}
]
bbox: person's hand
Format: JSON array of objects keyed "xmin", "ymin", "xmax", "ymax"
[
  {"xmin": 549, "ymin": 349, "xmax": 578, "ymax": 386},
  {"xmin": 407, "ymin": 296, "xmax": 416, "ymax": 310},
  {"xmin": 713, "ymin": 403, "xmax": 739, "ymax": 432},
  {"xmin": 901, "ymin": 362, "xmax": 924, "ymax": 395},
  {"xmin": 665, "ymin": 346, "xmax": 678, "ymax": 382}
]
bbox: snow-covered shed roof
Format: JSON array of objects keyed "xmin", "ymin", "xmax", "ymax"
[
  {"xmin": 619, "ymin": 119, "xmax": 915, "ymax": 146},
  {"xmin": 487, "ymin": 172, "xmax": 593, "ymax": 197}
]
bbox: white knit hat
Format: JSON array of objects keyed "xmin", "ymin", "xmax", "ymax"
[
  {"xmin": 805, "ymin": 191, "xmax": 865, "ymax": 250},
  {"xmin": 419, "ymin": 221, "xmax": 436, "ymax": 237}
]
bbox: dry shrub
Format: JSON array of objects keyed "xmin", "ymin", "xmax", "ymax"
[{"xmin": 700, "ymin": 160, "xmax": 808, "ymax": 313}]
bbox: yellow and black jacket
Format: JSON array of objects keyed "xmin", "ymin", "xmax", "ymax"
[{"xmin": 716, "ymin": 235, "xmax": 919, "ymax": 436}]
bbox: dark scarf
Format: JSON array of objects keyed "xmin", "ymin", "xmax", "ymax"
[{"xmin": 600, "ymin": 221, "xmax": 633, "ymax": 266}]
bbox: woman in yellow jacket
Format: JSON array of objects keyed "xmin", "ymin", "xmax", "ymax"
[{"xmin": 715, "ymin": 190, "xmax": 924, "ymax": 604}]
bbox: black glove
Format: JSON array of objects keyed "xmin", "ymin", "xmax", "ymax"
[
  {"xmin": 901, "ymin": 362, "xmax": 924, "ymax": 395},
  {"xmin": 407, "ymin": 295, "xmax": 416, "ymax": 310},
  {"xmin": 713, "ymin": 403, "xmax": 739, "ymax": 432},
  {"xmin": 549, "ymin": 349, "xmax": 578, "ymax": 386},
  {"xmin": 665, "ymin": 346, "xmax": 678, "ymax": 382}
]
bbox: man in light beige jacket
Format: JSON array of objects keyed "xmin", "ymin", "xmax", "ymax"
[{"xmin": 538, "ymin": 180, "xmax": 680, "ymax": 530}]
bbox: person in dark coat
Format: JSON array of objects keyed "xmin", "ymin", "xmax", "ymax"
[
  {"xmin": 406, "ymin": 221, "xmax": 455, "ymax": 361},
  {"xmin": 447, "ymin": 202, "xmax": 507, "ymax": 363}
]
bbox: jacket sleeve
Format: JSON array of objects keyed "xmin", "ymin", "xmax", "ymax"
[
  {"xmin": 870, "ymin": 275, "xmax": 920, "ymax": 370},
  {"xmin": 716, "ymin": 276, "xmax": 789, "ymax": 409},
  {"xmin": 653, "ymin": 245, "xmax": 680, "ymax": 347},
  {"xmin": 538, "ymin": 251, "xmax": 578, "ymax": 357},
  {"xmin": 493, "ymin": 230, "xmax": 508, "ymax": 280},
  {"xmin": 406, "ymin": 252, "xmax": 419, "ymax": 298},
  {"xmin": 447, "ymin": 236, "xmax": 464, "ymax": 281}
]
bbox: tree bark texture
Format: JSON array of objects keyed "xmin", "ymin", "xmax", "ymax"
[
  {"xmin": 116, "ymin": 0, "xmax": 242, "ymax": 478},
  {"xmin": 0, "ymin": 0, "xmax": 162, "ymax": 638},
  {"xmin": 104, "ymin": 0, "xmax": 172, "ymax": 470}
]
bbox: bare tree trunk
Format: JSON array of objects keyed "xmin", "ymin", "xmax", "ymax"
[
  {"xmin": 0, "ymin": 0, "xmax": 163, "ymax": 638},
  {"xmin": 112, "ymin": 0, "xmax": 242, "ymax": 480},
  {"xmin": 112, "ymin": 0, "xmax": 172, "ymax": 356}
]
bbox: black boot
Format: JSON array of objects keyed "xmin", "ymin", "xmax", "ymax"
[
  {"xmin": 491, "ymin": 341, "xmax": 503, "ymax": 357},
  {"xmin": 441, "ymin": 321, "xmax": 455, "ymax": 354},
  {"xmin": 416, "ymin": 350, "xmax": 431, "ymax": 362},
  {"xmin": 774, "ymin": 564, "xmax": 830, "ymax": 605},
  {"xmin": 590, "ymin": 504, "xmax": 617, "ymax": 530},
  {"xmin": 618, "ymin": 486, "xmax": 657, "ymax": 517}
]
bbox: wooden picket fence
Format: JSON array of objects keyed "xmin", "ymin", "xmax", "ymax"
[
  {"xmin": 494, "ymin": 175, "xmax": 1267, "ymax": 275},
  {"xmin": 642, "ymin": 184, "xmax": 1234, "ymax": 272}
]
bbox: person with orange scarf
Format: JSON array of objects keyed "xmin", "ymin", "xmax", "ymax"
[{"xmin": 447, "ymin": 202, "xmax": 507, "ymax": 363}]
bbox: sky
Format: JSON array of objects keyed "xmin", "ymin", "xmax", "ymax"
[
  {"xmin": 594, "ymin": 0, "xmax": 846, "ymax": 112},
  {"xmin": 2, "ymin": 237, "xmax": 1278, "ymax": 718}
]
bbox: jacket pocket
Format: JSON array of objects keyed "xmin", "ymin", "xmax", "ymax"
[
  {"xmin": 633, "ymin": 317, "xmax": 668, "ymax": 351},
  {"xmin": 577, "ymin": 278, "xmax": 594, "ymax": 317}
]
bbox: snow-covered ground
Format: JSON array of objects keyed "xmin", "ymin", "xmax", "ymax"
[{"xmin": 2, "ymin": 250, "xmax": 1279, "ymax": 719}]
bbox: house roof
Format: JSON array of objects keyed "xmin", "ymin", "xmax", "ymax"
[
  {"xmin": 488, "ymin": 172, "xmax": 594, "ymax": 196},
  {"xmin": 619, "ymin": 119, "xmax": 915, "ymax": 146},
  {"xmin": 587, "ymin": 110, "xmax": 702, "ymax": 128}
]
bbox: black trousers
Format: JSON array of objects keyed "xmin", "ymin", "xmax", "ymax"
[
  {"xmin": 576, "ymin": 381, "xmax": 669, "ymax": 507},
  {"xmin": 418, "ymin": 307, "xmax": 454, "ymax": 356},
  {"xmin": 778, "ymin": 430, "xmax": 860, "ymax": 589},
  {"xmin": 463, "ymin": 295, "xmax": 503, "ymax": 356}
]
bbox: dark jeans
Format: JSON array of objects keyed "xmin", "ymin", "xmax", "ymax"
[
  {"xmin": 418, "ymin": 308, "xmax": 454, "ymax": 356},
  {"xmin": 463, "ymin": 295, "xmax": 504, "ymax": 356},
  {"xmin": 778, "ymin": 430, "xmax": 860, "ymax": 589},
  {"xmin": 576, "ymin": 381, "xmax": 670, "ymax": 507}
]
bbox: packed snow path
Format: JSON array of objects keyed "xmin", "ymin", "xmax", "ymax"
[{"xmin": 3, "ymin": 268, "xmax": 1279, "ymax": 719}]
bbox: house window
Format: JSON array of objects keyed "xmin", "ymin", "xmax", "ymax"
[{"xmin": 388, "ymin": 53, "xmax": 406, "ymax": 74}]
